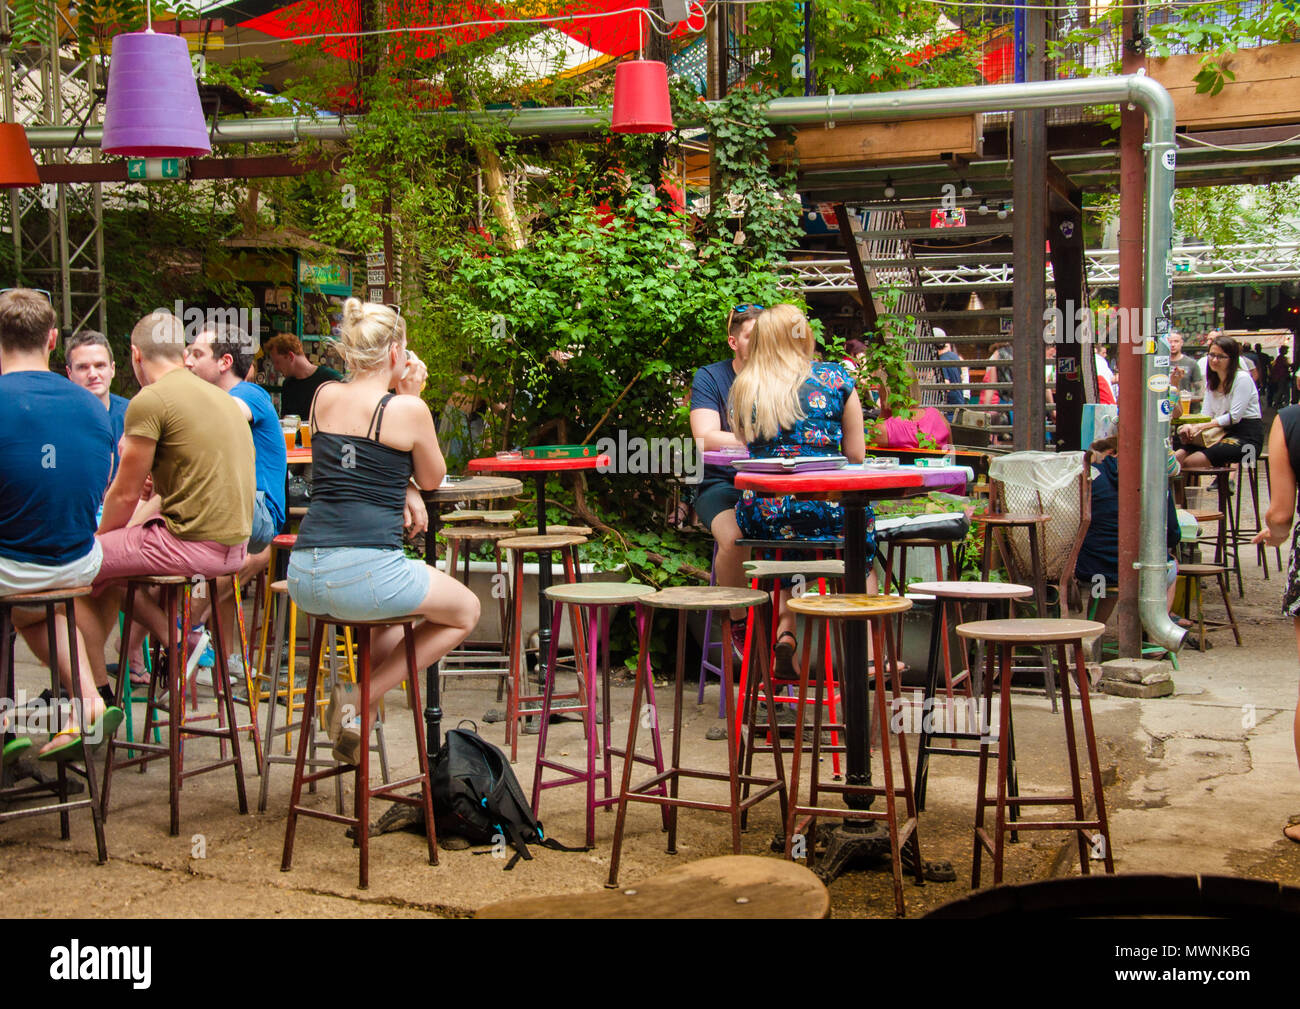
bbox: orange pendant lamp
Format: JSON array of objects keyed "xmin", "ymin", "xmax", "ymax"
[
  {"xmin": 0, "ymin": 123, "xmax": 41, "ymax": 188},
  {"xmin": 611, "ymin": 13, "xmax": 673, "ymax": 134}
]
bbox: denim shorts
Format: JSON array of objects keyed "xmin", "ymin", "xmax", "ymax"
[
  {"xmin": 287, "ymin": 547, "xmax": 431, "ymax": 622},
  {"xmin": 248, "ymin": 490, "xmax": 279, "ymax": 554}
]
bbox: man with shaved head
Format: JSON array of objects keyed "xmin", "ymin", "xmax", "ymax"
[{"xmin": 76, "ymin": 311, "xmax": 256, "ymax": 688}]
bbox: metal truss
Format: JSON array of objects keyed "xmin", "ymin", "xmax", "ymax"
[
  {"xmin": 787, "ymin": 242, "xmax": 1300, "ymax": 293},
  {"xmin": 2, "ymin": 3, "xmax": 105, "ymax": 335}
]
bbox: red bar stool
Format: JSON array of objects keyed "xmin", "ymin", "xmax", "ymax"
[
  {"xmin": 955, "ymin": 617, "xmax": 1113, "ymax": 889},
  {"xmin": 440, "ymin": 524, "xmax": 513, "ymax": 700},
  {"xmin": 532, "ymin": 581, "xmax": 666, "ymax": 847},
  {"xmin": 0, "ymin": 585, "xmax": 109, "ymax": 862},
  {"xmin": 103, "ymin": 574, "xmax": 249, "ymax": 836},
  {"xmin": 280, "ymin": 612, "xmax": 437, "ymax": 890},
  {"xmin": 497, "ymin": 532, "xmax": 590, "ymax": 762},
  {"xmin": 607, "ymin": 585, "xmax": 786, "ymax": 888},
  {"xmin": 783, "ymin": 593, "xmax": 923, "ymax": 917}
]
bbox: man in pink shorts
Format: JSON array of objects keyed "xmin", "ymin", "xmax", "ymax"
[{"xmin": 78, "ymin": 311, "xmax": 256, "ymax": 686}]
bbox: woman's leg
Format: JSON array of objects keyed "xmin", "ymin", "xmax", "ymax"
[
  {"xmin": 1288, "ymin": 616, "xmax": 1300, "ymax": 843},
  {"xmin": 366, "ymin": 568, "xmax": 481, "ymax": 704},
  {"xmin": 1181, "ymin": 450, "xmax": 1210, "ymax": 469}
]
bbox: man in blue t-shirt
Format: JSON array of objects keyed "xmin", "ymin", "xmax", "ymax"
[
  {"xmin": 65, "ymin": 330, "xmax": 130, "ymax": 479},
  {"xmin": 0, "ymin": 288, "xmax": 119, "ymax": 756},
  {"xmin": 689, "ymin": 304, "xmax": 760, "ymax": 659},
  {"xmin": 186, "ymin": 322, "xmax": 288, "ymax": 674}
]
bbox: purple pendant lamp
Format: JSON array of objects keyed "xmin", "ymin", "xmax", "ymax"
[
  {"xmin": 101, "ymin": 28, "xmax": 211, "ymax": 158},
  {"xmin": 611, "ymin": 11, "xmax": 673, "ymax": 134},
  {"xmin": 0, "ymin": 124, "xmax": 41, "ymax": 187}
]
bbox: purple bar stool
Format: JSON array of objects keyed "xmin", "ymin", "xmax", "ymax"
[{"xmin": 532, "ymin": 582, "xmax": 667, "ymax": 847}]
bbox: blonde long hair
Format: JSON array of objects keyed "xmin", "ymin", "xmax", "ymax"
[
  {"xmin": 728, "ymin": 304, "xmax": 816, "ymax": 444},
  {"xmin": 333, "ymin": 298, "xmax": 405, "ymax": 374}
]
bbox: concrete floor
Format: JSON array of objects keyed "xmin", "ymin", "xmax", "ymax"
[{"xmin": 2, "ymin": 542, "xmax": 1298, "ymax": 919}]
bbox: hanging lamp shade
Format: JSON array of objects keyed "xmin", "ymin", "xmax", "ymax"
[
  {"xmin": 611, "ymin": 60, "xmax": 673, "ymax": 134},
  {"xmin": 101, "ymin": 32, "xmax": 211, "ymax": 158},
  {"xmin": 0, "ymin": 124, "xmax": 40, "ymax": 187}
]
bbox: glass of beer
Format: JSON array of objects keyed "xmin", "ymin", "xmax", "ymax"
[
  {"xmin": 281, "ymin": 419, "xmax": 298, "ymax": 451},
  {"xmin": 299, "ymin": 423, "xmax": 312, "ymax": 449}
]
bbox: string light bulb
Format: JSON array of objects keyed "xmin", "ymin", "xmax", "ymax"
[
  {"xmin": 997, "ymin": 201, "xmax": 1009, "ymax": 220},
  {"xmin": 883, "ymin": 176, "xmax": 896, "ymax": 199},
  {"xmin": 960, "ymin": 179, "xmax": 973, "ymax": 198}
]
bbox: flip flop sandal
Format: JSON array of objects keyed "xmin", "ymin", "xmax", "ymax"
[
  {"xmin": 1284, "ymin": 814, "xmax": 1300, "ymax": 844},
  {"xmin": 37, "ymin": 706, "xmax": 124, "ymax": 763},
  {"xmin": 3, "ymin": 737, "xmax": 32, "ymax": 765},
  {"xmin": 1168, "ymin": 613, "xmax": 1194, "ymax": 629},
  {"xmin": 774, "ymin": 632, "xmax": 798, "ymax": 679}
]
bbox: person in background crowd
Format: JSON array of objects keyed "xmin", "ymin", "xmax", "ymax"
[
  {"xmin": 1269, "ymin": 348, "xmax": 1291, "ymax": 408},
  {"xmin": 0, "ymin": 289, "xmax": 121, "ymax": 760},
  {"xmin": 1176, "ymin": 334, "xmax": 1264, "ymax": 470},
  {"xmin": 1253, "ymin": 406, "xmax": 1300, "ymax": 843},
  {"xmin": 1168, "ymin": 330, "xmax": 1204, "ymax": 408},
  {"xmin": 869, "ymin": 364, "xmax": 953, "ymax": 451},
  {"xmin": 185, "ymin": 322, "xmax": 288, "ymax": 685},
  {"xmin": 934, "ymin": 328, "xmax": 966, "ymax": 409},
  {"xmin": 690, "ymin": 303, "xmax": 761, "ymax": 662},
  {"xmin": 65, "ymin": 330, "xmax": 130, "ymax": 479},
  {"xmin": 728, "ymin": 304, "xmax": 868, "ymax": 676},
  {"xmin": 287, "ymin": 299, "xmax": 477, "ymax": 764},
  {"xmin": 841, "ymin": 337, "xmax": 868, "ymax": 373},
  {"xmin": 265, "ymin": 333, "xmax": 342, "ymax": 422}
]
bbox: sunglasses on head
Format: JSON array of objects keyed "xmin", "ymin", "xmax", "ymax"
[
  {"xmin": 727, "ymin": 303, "xmax": 764, "ymax": 332},
  {"xmin": 0, "ymin": 287, "xmax": 53, "ymax": 307}
]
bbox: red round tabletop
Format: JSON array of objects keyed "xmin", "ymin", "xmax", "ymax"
[
  {"xmin": 468, "ymin": 454, "xmax": 611, "ymax": 473},
  {"xmin": 733, "ymin": 469, "xmax": 925, "ymax": 496},
  {"xmin": 286, "ymin": 447, "xmax": 312, "ymax": 465}
]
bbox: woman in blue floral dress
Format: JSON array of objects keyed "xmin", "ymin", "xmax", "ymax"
[{"xmin": 728, "ymin": 304, "xmax": 867, "ymax": 669}]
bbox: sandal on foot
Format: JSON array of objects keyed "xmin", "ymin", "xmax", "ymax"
[
  {"xmin": 1168, "ymin": 612, "xmax": 1193, "ymax": 629},
  {"xmin": 1284, "ymin": 814, "xmax": 1300, "ymax": 844},
  {"xmin": 3, "ymin": 737, "xmax": 32, "ymax": 765},
  {"xmin": 37, "ymin": 706, "xmax": 124, "ymax": 763},
  {"xmin": 774, "ymin": 631, "xmax": 798, "ymax": 679}
]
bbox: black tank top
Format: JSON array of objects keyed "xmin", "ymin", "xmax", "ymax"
[
  {"xmin": 1280, "ymin": 406, "xmax": 1300, "ymax": 514},
  {"xmin": 293, "ymin": 390, "xmax": 413, "ymax": 551}
]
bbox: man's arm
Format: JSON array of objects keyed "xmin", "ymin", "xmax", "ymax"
[
  {"xmin": 690, "ymin": 408, "xmax": 745, "ymax": 451},
  {"xmin": 100, "ymin": 435, "xmax": 157, "ymax": 533}
]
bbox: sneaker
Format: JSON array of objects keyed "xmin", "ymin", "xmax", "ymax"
[{"xmin": 729, "ymin": 620, "xmax": 748, "ymax": 663}]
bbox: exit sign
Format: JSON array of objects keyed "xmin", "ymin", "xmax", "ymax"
[{"xmin": 126, "ymin": 158, "xmax": 185, "ymax": 181}]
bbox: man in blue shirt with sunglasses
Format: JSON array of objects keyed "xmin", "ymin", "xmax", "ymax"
[{"xmin": 689, "ymin": 303, "xmax": 760, "ymax": 667}]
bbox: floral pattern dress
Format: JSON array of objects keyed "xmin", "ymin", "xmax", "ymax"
[{"xmin": 735, "ymin": 362, "xmax": 875, "ymax": 559}]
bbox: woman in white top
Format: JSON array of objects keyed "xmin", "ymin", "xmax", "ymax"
[{"xmin": 1176, "ymin": 335, "xmax": 1264, "ymax": 469}]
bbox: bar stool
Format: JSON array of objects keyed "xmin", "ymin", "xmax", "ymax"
[
  {"xmin": 974, "ymin": 512, "xmax": 1056, "ymax": 708},
  {"xmin": 1176, "ymin": 563, "xmax": 1242, "ymax": 649},
  {"xmin": 907, "ymin": 581, "xmax": 1032, "ymax": 812},
  {"xmin": 257, "ymin": 581, "xmax": 389, "ymax": 813},
  {"xmin": 955, "ymin": 617, "xmax": 1113, "ymax": 888},
  {"xmin": 783, "ymin": 593, "xmax": 923, "ymax": 917},
  {"xmin": 532, "ymin": 581, "xmax": 666, "ymax": 847},
  {"xmin": 251, "ymin": 533, "xmax": 301, "ymax": 717},
  {"xmin": 440, "ymin": 524, "xmax": 512, "ymax": 700},
  {"xmin": 103, "ymin": 574, "xmax": 248, "ymax": 836},
  {"xmin": 281, "ymin": 612, "xmax": 437, "ymax": 889},
  {"xmin": 1229, "ymin": 458, "xmax": 1267, "ymax": 578},
  {"xmin": 497, "ymin": 532, "xmax": 589, "ymax": 762},
  {"xmin": 740, "ymin": 558, "xmax": 845, "ymax": 782},
  {"xmin": 185, "ymin": 574, "xmax": 262, "ymax": 776},
  {"xmin": 607, "ymin": 586, "xmax": 786, "ymax": 888},
  {"xmin": 1181, "ymin": 466, "xmax": 1239, "ymax": 596},
  {"xmin": 0, "ymin": 585, "xmax": 109, "ymax": 862}
]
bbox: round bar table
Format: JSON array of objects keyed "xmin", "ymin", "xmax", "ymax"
[
  {"xmin": 733, "ymin": 463, "xmax": 970, "ymax": 882},
  {"xmin": 420, "ymin": 475, "xmax": 523, "ymax": 751},
  {"xmin": 466, "ymin": 455, "xmax": 610, "ymax": 747}
]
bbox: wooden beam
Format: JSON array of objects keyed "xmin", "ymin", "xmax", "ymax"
[
  {"xmin": 1149, "ymin": 42, "xmax": 1300, "ymax": 130},
  {"xmin": 773, "ymin": 115, "xmax": 982, "ymax": 170},
  {"xmin": 833, "ymin": 203, "xmax": 877, "ymax": 333}
]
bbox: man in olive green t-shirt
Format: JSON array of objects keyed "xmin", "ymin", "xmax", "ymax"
[{"xmin": 77, "ymin": 311, "xmax": 255, "ymax": 687}]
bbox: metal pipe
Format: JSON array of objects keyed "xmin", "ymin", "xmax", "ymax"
[{"xmin": 21, "ymin": 73, "xmax": 1185, "ymax": 650}]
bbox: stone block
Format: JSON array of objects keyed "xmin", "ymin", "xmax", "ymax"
[
  {"xmin": 1100, "ymin": 657, "xmax": 1173, "ymax": 684},
  {"xmin": 1101, "ymin": 678, "xmax": 1175, "ymax": 698}
]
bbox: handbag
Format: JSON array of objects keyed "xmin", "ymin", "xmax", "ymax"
[{"xmin": 1189, "ymin": 424, "xmax": 1227, "ymax": 450}]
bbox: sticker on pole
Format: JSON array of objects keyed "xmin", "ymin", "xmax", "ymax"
[
  {"xmin": 1154, "ymin": 355, "xmax": 1170, "ymax": 368},
  {"xmin": 1158, "ymin": 398, "xmax": 1173, "ymax": 422},
  {"xmin": 1145, "ymin": 338, "xmax": 1157, "ymax": 354},
  {"xmin": 1148, "ymin": 374, "xmax": 1170, "ymax": 393},
  {"xmin": 1162, "ymin": 149, "xmax": 1177, "ymax": 171}
]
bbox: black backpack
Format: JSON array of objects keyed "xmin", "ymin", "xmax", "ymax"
[{"xmin": 432, "ymin": 723, "xmax": 584, "ymax": 869}]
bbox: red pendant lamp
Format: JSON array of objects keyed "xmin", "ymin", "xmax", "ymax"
[
  {"xmin": 0, "ymin": 123, "xmax": 40, "ymax": 188},
  {"xmin": 611, "ymin": 13, "xmax": 673, "ymax": 134}
]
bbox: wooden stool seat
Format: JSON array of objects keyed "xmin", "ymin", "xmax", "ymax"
[
  {"xmin": 270, "ymin": 580, "xmax": 288, "ymax": 594},
  {"xmin": 440, "ymin": 511, "xmax": 486, "ymax": 523},
  {"xmin": 956, "ymin": 617, "xmax": 1104, "ymax": 644},
  {"xmin": 544, "ymin": 582, "xmax": 656, "ymax": 606},
  {"xmin": 297, "ymin": 610, "xmax": 421, "ymax": 627},
  {"xmin": 1177, "ymin": 562, "xmax": 1230, "ymax": 576},
  {"xmin": 498, "ymin": 533, "xmax": 588, "ymax": 551},
  {"xmin": 479, "ymin": 855, "xmax": 828, "ymax": 919},
  {"xmin": 271, "ymin": 534, "xmax": 297, "ymax": 549},
  {"xmin": 976, "ymin": 513, "xmax": 1052, "ymax": 526},
  {"xmin": 288, "ymin": 507, "xmax": 308, "ymax": 519},
  {"xmin": 513, "ymin": 524, "xmax": 593, "ymax": 538},
  {"xmin": 743, "ymin": 559, "xmax": 845, "ymax": 580},
  {"xmin": 441, "ymin": 509, "xmax": 521, "ymax": 525},
  {"xmin": 735, "ymin": 537, "xmax": 844, "ymax": 551},
  {"xmin": 442, "ymin": 525, "xmax": 510, "ymax": 542},
  {"xmin": 479, "ymin": 510, "xmax": 521, "ymax": 525},
  {"xmin": 0, "ymin": 585, "xmax": 95, "ymax": 605},
  {"xmin": 787, "ymin": 593, "xmax": 912, "ymax": 619},
  {"xmin": 907, "ymin": 580, "xmax": 1034, "ymax": 601},
  {"xmin": 642, "ymin": 586, "xmax": 768, "ymax": 611},
  {"xmin": 126, "ymin": 574, "xmax": 191, "ymax": 585},
  {"xmin": 1186, "ymin": 510, "xmax": 1224, "ymax": 523}
]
